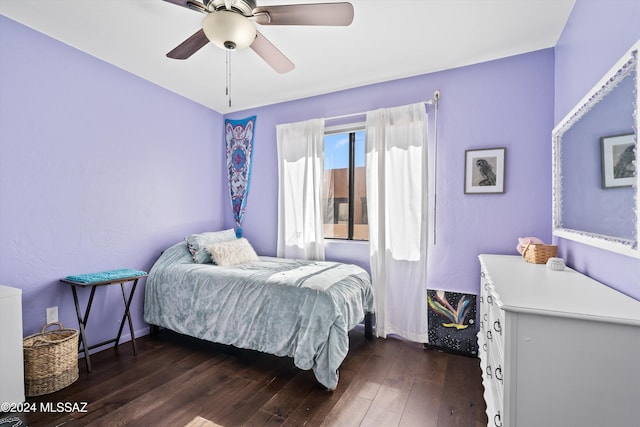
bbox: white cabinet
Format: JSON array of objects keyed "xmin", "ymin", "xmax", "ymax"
[
  {"xmin": 0, "ymin": 285, "xmax": 25, "ymax": 404},
  {"xmin": 478, "ymin": 255, "xmax": 640, "ymax": 427}
]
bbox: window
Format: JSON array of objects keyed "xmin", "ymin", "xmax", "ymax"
[{"xmin": 323, "ymin": 126, "xmax": 368, "ymax": 240}]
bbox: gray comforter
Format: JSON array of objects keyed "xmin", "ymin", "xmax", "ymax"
[{"xmin": 143, "ymin": 241, "xmax": 374, "ymax": 390}]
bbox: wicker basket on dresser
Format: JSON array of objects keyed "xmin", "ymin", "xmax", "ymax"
[{"xmin": 477, "ymin": 254, "xmax": 640, "ymax": 427}]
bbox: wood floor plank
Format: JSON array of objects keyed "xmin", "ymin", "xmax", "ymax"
[
  {"xmin": 79, "ymin": 355, "xmax": 233, "ymax": 426},
  {"xmin": 216, "ymin": 367, "xmax": 300, "ymax": 426},
  {"xmin": 283, "ymin": 331, "xmax": 375, "ymax": 426},
  {"xmin": 398, "ymin": 348, "xmax": 449, "ymax": 427},
  {"xmin": 398, "ymin": 377, "xmax": 443, "ymax": 427},
  {"xmin": 282, "ymin": 372, "xmax": 348, "ymax": 426},
  {"xmin": 323, "ymin": 336, "xmax": 426, "ymax": 427},
  {"xmin": 351, "ymin": 337, "xmax": 403, "ymax": 400},
  {"xmin": 320, "ymin": 394, "xmax": 373, "ymax": 427},
  {"xmin": 243, "ymin": 368, "xmax": 319, "ymax": 425},
  {"xmin": 359, "ymin": 342, "xmax": 418, "ymax": 426},
  {"xmin": 140, "ymin": 375, "xmax": 254, "ymax": 427},
  {"xmin": 19, "ymin": 339, "xmax": 204, "ymax": 427},
  {"xmin": 415, "ymin": 347, "xmax": 450, "ymax": 383},
  {"xmin": 9, "ymin": 329, "xmax": 487, "ymax": 427},
  {"xmin": 436, "ymin": 352, "xmax": 487, "ymax": 427},
  {"xmin": 318, "ymin": 335, "xmax": 376, "ymax": 426}
]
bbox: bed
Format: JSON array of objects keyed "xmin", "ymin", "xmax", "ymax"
[{"xmin": 143, "ymin": 233, "xmax": 374, "ymax": 390}]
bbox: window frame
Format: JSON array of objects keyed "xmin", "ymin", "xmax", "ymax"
[{"xmin": 324, "ymin": 122, "xmax": 367, "ymax": 241}]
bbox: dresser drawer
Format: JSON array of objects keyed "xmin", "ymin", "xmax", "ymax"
[
  {"xmin": 482, "ymin": 347, "xmax": 504, "ymax": 427},
  {"xmin": 479, "ymin": 351, "xmax": 502, "ymax": 427},
  {"xmin": 483, "ymin": 290, "xmax": 504, "ymax": 359},
  {"xmin": 487, "ymin": 301, "xmax": 504, "ymax": 356},
  {"xmin": 485, "ymin": 340, "xmax": 504, "ymax": 402},
  {"xmin": 479, "ymin": 268, "xmax": 505, "ymax": 427}
]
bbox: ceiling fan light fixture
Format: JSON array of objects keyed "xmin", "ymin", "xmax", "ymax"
[{"xmin": 202, "ymin": 10, "xmax": 256, "ymax": 50}]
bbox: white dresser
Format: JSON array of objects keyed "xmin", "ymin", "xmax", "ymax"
[
  {"xmin": 478, "ymin": 255, "xmax": 640, "ymax": 427},
  {"xmin": 0, "ymin": 284, "xmax": 25, "ymax": 404}
]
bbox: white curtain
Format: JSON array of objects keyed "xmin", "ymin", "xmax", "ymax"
[
  {"xmin": 276, "ymin": 118, "xmax": 326, "ymax": 260},
  {"xmin": 366, "ymin": 102, "xmax": 428, "ymax": 342}
]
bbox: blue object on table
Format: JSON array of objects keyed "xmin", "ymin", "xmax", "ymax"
[{"xmin": 64, "ymin": 269, "xmax": 147, "ymax": 284}]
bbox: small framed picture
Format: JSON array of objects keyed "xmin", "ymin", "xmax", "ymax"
[
  {"xmin": 600, "ymin": 134, "xmax": 635, "ymax": 189},
  {"xmin": 464, "ymin": 147, "xmax": 506, "ymax": 194}
]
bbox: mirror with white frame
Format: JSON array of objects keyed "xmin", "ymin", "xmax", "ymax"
[{"xmin": 552, "ymin": 40, "xmax": 639, "ymax": 258}]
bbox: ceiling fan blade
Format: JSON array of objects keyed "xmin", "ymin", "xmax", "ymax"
[
  {"xmin": 253, "ymin": 2, "xmax": 354, "ymax": 26},
  {"xmin": 163, "ymin": 0, "xmax": 191, "ymax": 7},
  {"xmin": 167, "ymin": 29, "xmax": 210, "ymax": 59},
  {"xmin": 250, "ymin": 30, "xmax": 295, "ymax": 74},
  {"xmin": 162, "ymin": 0, "xmax": 207, "ymax": 13}
]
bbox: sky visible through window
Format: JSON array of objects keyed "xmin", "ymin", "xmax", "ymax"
[{"xmin": 324, "ymin": 131, "xmax": 365, "ymax": 169}]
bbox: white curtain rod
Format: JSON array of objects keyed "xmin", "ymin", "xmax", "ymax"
[{"xmin": 324, "ymin": 91, "xmax": 440, "ymax": 122}]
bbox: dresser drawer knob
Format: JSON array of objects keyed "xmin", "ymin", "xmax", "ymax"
[
  {"xmin": 487, "ymin": 295, "xmax": 494, "ymax": 305},
  {"xmin": 486, "ymin": 365, "xmax": 493, "ymax": 378},
  {"xmin": 483, "ymin": 343, "xmax": 487, "ymax": 352},
  {"xmin": 493, "ymin": 319, "xmax": 502, "ymax": 334},
  {"xmin": 483, "ymin": 313, "xmax": 488, "ymax": 322},
  {"xmin": 494, "ymin": 411, "xmax": 502, "ymax": 427},
  {"xmin": 487, "ymin": 330, "xmax": 493, "ymax": 340},
  {"xmin": 495, "ymin": 366, "xmax": 503, "ymax": 381}
]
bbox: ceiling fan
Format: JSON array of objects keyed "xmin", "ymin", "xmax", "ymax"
[{"xmin": 163, "ymin": 0, "xmax": 354, "ymax": 74}]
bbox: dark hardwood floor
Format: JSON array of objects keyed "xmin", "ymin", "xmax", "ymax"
[{"xmin": 7, "ymin": 328, "xmax": 487, "ymax": 427}]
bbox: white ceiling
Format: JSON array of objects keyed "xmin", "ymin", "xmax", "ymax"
[{"xmin": 0, "ymin": 0, "xmax": 575, "ymax": 114}]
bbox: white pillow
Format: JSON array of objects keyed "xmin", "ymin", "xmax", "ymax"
[{"xmin": 206, "ymin": 238, "xmax": 259, "ymax": 267}]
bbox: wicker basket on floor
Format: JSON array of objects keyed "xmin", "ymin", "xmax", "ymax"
[
  {"xmin": 23, "ymin": 322, "xmax": 79, "ymax": 396},
  {"xmin": 522, "ymin": 243, "xmax": 558, "ymax": 264}
]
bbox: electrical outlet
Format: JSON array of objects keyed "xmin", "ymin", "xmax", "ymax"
[{"xmin": 46, "ymin": 306, "xmax": 58, "ymax": 323}]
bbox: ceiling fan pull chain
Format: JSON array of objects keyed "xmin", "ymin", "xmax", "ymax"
[{"xmin": 226, "ymin": 49, "xmax": 232, "ymax": 108}]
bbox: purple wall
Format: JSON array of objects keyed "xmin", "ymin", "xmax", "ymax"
[
  {"xmin": 0, "ymin": 16, "xmax": 226, "ymax": 344},
  {"xmin": 554, "ymin": 1, "xmax": 640, "ymax": 299},
  {"xmin": 224, "ymin": 49, "xmax": 555, "ymax": 296},
  {"xmin": 9, "ymin": 1, "xmax": 633, "ymax": 345}
]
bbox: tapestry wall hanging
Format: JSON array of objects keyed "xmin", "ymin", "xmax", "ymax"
[{"xmin": 225, "ymin": 116, "xmax": 256, "ymax": 238}]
